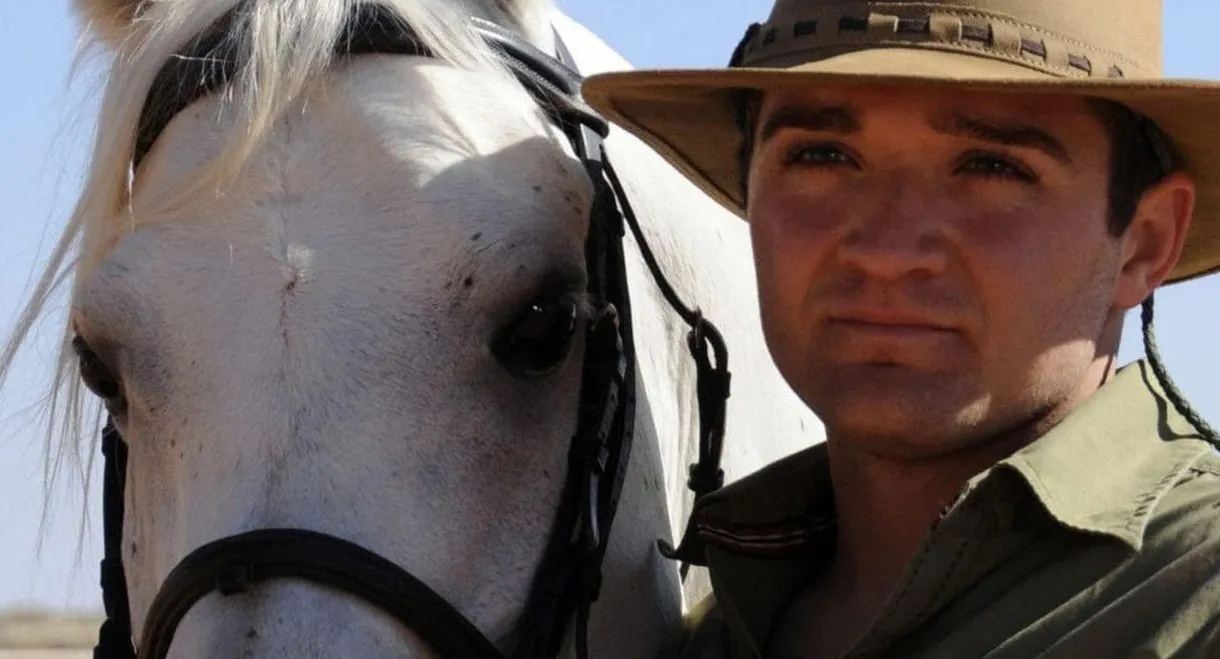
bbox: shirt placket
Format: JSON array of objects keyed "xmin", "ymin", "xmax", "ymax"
[{"xmin": 845, "ymin": 480, "xmax": 1006, "ymax": 658}]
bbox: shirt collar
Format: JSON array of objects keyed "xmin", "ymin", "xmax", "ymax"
[
  {"xmin": 992, "ymin": 358, "xmax": 1213, "ymax": 550},
  {"xmin": 670, "ymin": 359, "xmax": 1215, "ymax": 654}
]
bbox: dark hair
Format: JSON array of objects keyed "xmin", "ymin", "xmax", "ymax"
[
  {"xmin": 1087, "ymin": 97, "xmax": 1178, "ymax": 235},
  {"xmin": 733, "ymin": 90, "xmax": 761, "ymax": 203},
  {"xmin": 731, "ymin": 91, "xmax": 1175, "ymax": 235}
]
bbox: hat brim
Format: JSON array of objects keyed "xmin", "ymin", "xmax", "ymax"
[{"xmin": 582, "ymin": 47, "xmax": 1220, "ymax": 285}]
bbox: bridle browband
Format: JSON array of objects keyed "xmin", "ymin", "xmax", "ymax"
[{"xmin": 93, "ymin": 5, "xmax": 730, "ymax": 659}]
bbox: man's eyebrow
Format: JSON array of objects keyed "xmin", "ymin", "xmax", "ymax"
[
  {"xmin": 757, "ymin": 105, "xmax": 1073, "ymax": 165},
  {"xmin": 932, "ymin": 113, "xmax": 1073, "ymax": 164},
  {"xmin": 758, "ymin": 105, "xmax": 861, "ymax": 143}
]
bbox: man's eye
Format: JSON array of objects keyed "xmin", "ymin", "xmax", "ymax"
[
  {"xmin": 959, "ymin": 154, "xmax": 1037, "ymax": 183},
  {"xmin": 783, "ymin": 143, "xmax": 856, "ymax": 167}
]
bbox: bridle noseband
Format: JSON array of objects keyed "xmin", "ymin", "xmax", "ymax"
[{"xmin": 92, "ymin": 6, "xmax": 730, "ymax": 659}]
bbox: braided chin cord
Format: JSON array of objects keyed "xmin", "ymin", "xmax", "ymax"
[{"xmin": 1140, "ymin": 293, "xmax": 1219, "ymax": 446}]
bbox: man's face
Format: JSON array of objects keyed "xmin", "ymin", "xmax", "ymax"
[{"xmin": 747, "ymin": 84, "xmax": 1142, "ymax": 458}]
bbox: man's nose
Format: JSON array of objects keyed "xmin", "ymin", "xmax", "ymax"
[{"xmin": 835, "ymin": 175, "xmax": 949, "ymax": 282}]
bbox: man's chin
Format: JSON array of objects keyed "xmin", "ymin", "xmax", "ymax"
[
  {"xmin": 823, "ymin": 414, "xmax": 974, "ymax": 462},
  {"xmin": 804, "ymin": 366, "xmax": 991, "ymax": 460}
]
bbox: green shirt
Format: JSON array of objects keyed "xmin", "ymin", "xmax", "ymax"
[{"xmin": 669, "ymin": 360, "xmax": 1220, "ymax": 658}]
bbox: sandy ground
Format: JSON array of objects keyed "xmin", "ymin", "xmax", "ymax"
[
  {"xmin": 0, "ymin": 612, "xmax": 98, "ymax": 658},
  {"xmin": 0, "ymin": 652, "xmax": 91, "ymax": 659}
]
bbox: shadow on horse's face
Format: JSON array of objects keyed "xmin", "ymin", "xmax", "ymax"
[{"xmin": 74, "ymin": 52, "xmax": 613, "ymax": 657}]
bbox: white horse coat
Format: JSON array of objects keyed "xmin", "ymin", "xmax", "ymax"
[{"xmin": 1, "ymin": 0, "xmax": 823, "ymax": 656}]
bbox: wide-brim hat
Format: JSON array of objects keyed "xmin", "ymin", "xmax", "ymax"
[{"xmin": 582, "ymin": 0, "xmax": 1220, "ymax": 285}]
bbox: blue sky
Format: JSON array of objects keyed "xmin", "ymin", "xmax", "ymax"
[{"xmin": 1, "ymin": 0, "xmax": 1217, "ymax": 613}]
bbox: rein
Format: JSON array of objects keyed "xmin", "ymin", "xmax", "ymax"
[{"xmin": 92, "ymin": 6, "xmax": 730, "ymax": 659}]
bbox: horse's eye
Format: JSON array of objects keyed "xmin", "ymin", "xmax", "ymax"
[
  {"xmin": 493, "ymin": 297, "xmax": 579, "ymax": 378},
  {"xmin": 71, "ymin": 335, "xmax": 124, "ymax": 403}
]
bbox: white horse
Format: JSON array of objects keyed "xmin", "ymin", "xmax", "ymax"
[{"xmin": 1, "ymin": 0, "xmax": 822, "ymax": 656}]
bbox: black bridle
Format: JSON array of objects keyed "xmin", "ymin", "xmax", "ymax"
[{"xmin": 92, "ymin": 6, "xmax": 730, "ymax": 659}]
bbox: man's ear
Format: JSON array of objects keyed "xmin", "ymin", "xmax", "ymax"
[
  {"xmin": 1113, "ymin": 171, "xmax": 1196, "ymax": 308},
  {"xmin": 75, "ymin": 0, "xmax": 147, "ymax": 47}
]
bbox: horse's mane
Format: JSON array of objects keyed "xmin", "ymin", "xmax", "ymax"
[{"xmin": 1, "ymin": 0, "xmax": 553, "ymax": 518}]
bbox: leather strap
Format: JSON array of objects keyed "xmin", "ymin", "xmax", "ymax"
[
  {"xmin": 137, "ymin": 529, "xmax": 505, "ymax": 659},
  {"xmin": 95, "ymin": 422, "xmax": 135, "ymax": 659}
]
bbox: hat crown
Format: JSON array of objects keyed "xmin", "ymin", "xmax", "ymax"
[
  {"xmin": 580, "ymin": 0, "xmax": 1220, "ymax": 285},
  {"xmin": 753, "ymin": 0, "xmax": 1163, "ymax": 77}
]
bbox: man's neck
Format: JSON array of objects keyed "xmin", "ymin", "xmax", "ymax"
[
  {"xmin": 823, "ymin": 431, "xmax": 1030, "ymax": 612},
  {"xmin": 821, "ymin": 357, "xmax": 1120, "ymax": 621}
]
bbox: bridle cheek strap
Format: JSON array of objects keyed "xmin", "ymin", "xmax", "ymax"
[{"xmin": 96, "ymin": 422, "xmax": 135, "ymax": 659}]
